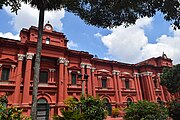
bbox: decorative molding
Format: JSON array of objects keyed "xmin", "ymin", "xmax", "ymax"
[
  {"xmin": 11, "ymin": 65, "xmax": 16, "ymax": 68},
  {"xmin": 49, "ymin": 69, "xmax": 55, "ymax": 72},
  {"xmin": 58, "ymin": 57, "xmax": 66, "ymax": 64},
  {"xmin": 98, "ymin": 76, "xmax": 102, "ymax": 79},
  {"xmin": 133, "ymin": 73, "xmax": 140, "ymax": 77},
  {"xmin": 98, "ymin": 69, "xmax": 109, "ymax": 73},
  {"xmin": 140, "ymin": 71, "xmax": 153, "ymax": 76},
  {"xmin": 91, "ymin": 67, "xmax": 96, "ymax": 72},
  {"xmin": 157, "ymin": 73, "xmax": 162, "ymax": 77},
  {"xmin": 112, "ymin": 70, "xmax": 120, "ymax": 75},
  {"xmin": 64, "ymin": 60, "xmax": 69, "ymax": 66},
  {"xmin": 0, "ymin": 64, "xmax": 2, "ymax": 67},
  {"xmin": 69, "ymin": 70, "xmax": 72, "ymax": 73},
  {"xmin": 26, "ymin": 53, "xmax": 34, "ymax": 60},
  {"xmin": 80, "ymin": 63, "xmax": 92, "ymax": 69},
  {"xmin": 17, "ymin": 54, "xmax": 25, "ymax": 61}
]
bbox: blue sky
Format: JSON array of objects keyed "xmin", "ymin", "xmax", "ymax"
[{"xmin": 0, "ymin": 4, "xmax": 180, "ymax": 64}]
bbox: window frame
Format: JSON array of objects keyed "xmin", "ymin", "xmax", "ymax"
[
  {"xmin": 71, "ymin": 73, "xmax": 77, "ymax": 85},
  {"xmin": 125, "ymin": 79, "xmax": 130, "ymax": 89},
  {"xmin": 39, "ymin": 70, "xmax": 49, "ymax": 83},
  {"xmin": 101, "ymin": 77, "xmax": 107, "ymax": 88},
  {"xmin": 1, "ymin": 67, "xmax": 10, "ymax": 81}
]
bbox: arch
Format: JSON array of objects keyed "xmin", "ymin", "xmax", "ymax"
[
  {"xmin": 100, "ymin": 95, "xmax": 111, "ymax": 102},
  {"xmin": 37, "ymin": 97, "xmax": 49, "ymax": 120},
  {"xmin": 37, "ymin": 93, "xmax": 52, "ymax": 103},
  {"xmin": 157, "ymin": 97, "xmax": 161, "ymax": 103},
  {"xmin": 102, "ymin": 98, "xmax": 112, "ymax": 116},
  {"xmin": 127, "ymin": 98, "xmax": 133, "ymax": 106}
]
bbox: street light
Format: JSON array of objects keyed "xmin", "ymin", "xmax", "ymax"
[{"xmin": 78, "ymin": 72, "xmax": 89, "ymax": 96}]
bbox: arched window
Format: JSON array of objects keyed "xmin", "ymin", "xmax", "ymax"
[
  {"xmin": 125, "ymin": 79, "xmax": 130, "ymax": 89},
  {"xmin": 37, "ymin": 98, "xmax": 49, "ymax": 120},
  {"xmin": 103, "ymin": 98, "xmax": 112, "ymax": 115},
  {"xmin": 157, "ymin": 97, "xmax": 161, "ymax": 104},
  {"xmin": 46, "ymin": 38, "xmax": 50, "ymax": 44},
  {"xmin": 127, "ymin": 98, "xmax": 133, "ymax": 106}
]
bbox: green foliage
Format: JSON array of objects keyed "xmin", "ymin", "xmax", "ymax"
[
  {"xmin": 55, "ymin": 96, "xmax": 106, "ymax": 120},
  {"xmin": 168, "ymin": 100, "xmax": 180, "ymax": 120},
  {"xmin": 112, "ymin": 108, "xmax": 120, "ymax": 117},
  {"xmin": 123, "ymin": 100, "xmax": 169, "ymax": 120},
  {"xmin": 64, "ymin": 0, "xmax": 180, "ymax": 29},
  {"xmin": 1, "ymin": 0, "xmax": 180, "ymax": 29},
  {"xmin": 0, "ymin": 94, "xmax": 31, "ymax": 120},
  {"xmin": 161, "ymin": 64, "xmax": 180, "ymax": 94}
]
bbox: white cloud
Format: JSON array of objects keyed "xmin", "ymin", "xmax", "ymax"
[
  {"xmin": 100, "ymin": 17, "xmax": 180, "ymax": 64},
  {"xmin": 0, "ymin": 32, "xmax": 20, "ymax": 40},
  {"xmin": 4, "ymin": 3, "xmax": 65, "ymax": 32},
  {"xmin": 67, "ymin": 41, "xmax": 78, "ymax": 49},
  {"xmin": 94, "ymin": 32, "xmax": 102, "ymax": 38}
]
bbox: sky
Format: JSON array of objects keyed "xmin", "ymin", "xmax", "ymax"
[{"xmin": 0, "ymin": 3, "xmax": 180, "ymax": 64}]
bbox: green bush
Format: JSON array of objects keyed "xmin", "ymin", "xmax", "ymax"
[
  {"xmin": 123, "ymin": 100, "xmax": 168, "ymax": 120},
  {"xmin": 0, "ymin": 94, "xmax": 31, "ymax": 120}
]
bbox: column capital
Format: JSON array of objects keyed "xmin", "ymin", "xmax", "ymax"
[
  {"xmin": 98, "ymin": 76, "xmax": 102, "ymax": 79},
  {"xmin": 80, "ymin": 63, "xmax": 92, "ymax": 69},
  {"xmin": 58, "ymin": 57, "xmax": 66, "ymax": 64},
  {"xmin": 91, "ymin": 67, "xmax": 96, "ymax": 72},
  {"xmin": 11, "ymin": 65, "xmax": 16, "ymax": 68},
  {"xmin": 133, "ymin": 73, "xmax": 140, "ymax": 77},
  {"xmin": 26, "ymin": 53, "xmax": 34, "ymax": 60},
  {"xmin": 112, "ymin": 70, "xmax": 120, "ymax": 75},
  {"xmin": 49, "ymin": 69, "xmax": 56, "ymax": 72},
  {"xmin": 64, "ymin": 60, "xmax": 69, "ymax": 66},
  {"xmin": 157, "ymin": 73, "xmax": 162, "ymax": 77},
  {"xmin": 140, "ymin": 71, "xmax": 153, "ymax": 76},
  {"xmin": 0, "ymin": 64, "xmax": 2, "ymax": 67},
  {"xmin": 18, "ymin": 54, "xmax": 25, "ymax": 61}
]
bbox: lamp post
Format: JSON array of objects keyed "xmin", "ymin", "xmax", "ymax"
[{"xmin": 78, "ymin": 71, "xmax": 89, "ymax": 96}]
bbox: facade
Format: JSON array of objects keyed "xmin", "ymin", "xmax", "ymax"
[{"xmin": 0, "ymin": 23, "xmax": 173, "ymax": 119}]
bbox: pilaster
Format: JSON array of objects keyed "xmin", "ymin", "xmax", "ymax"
[
  {"xmin": 14, "ymin": 54, "xmax": 25, "ymax": 105},
  {"xmin": 22, "ymin": 53, "xmax": 34, "ymax": 105},
  {"xmin": 112, "ymin": 70, "xmax": 119, "ymax": 103}
]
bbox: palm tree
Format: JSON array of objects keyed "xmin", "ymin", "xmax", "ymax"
[{"xmin": 22, "ymin": 0, "xmax": 64, "ymax": 119}]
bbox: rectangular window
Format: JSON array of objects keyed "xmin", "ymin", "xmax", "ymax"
[
  {"xmin": 39, "ymin": 71, "xmax": 48, "ymax": 83},
  {"xmin": 102, "ymin": 78, "xmax": 107, "ymax": 88},
  {"xmin": 1, "ymin": 68, "xmax": 10, "ymax": 80},
  {"xmin": 71, "ymin": 73, "xmax": 76, "ymax": 85},
  {"xmin": 125, "ymin": 79, "xmax": 130, "ymax": 89}
]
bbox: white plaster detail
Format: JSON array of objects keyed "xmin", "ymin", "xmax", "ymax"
[
  {"xmin": 64, "ymin": 60, "xmax": 69, "ymax": 66},
  {"xmin": 58, "ymin": 57, "xmax": 66, "ymax": 64},
  {"xmin": 11, "ymin": 65, "xmax": 16, "ymax": 68},
  {"xmin": 80, "ymin": 63, "xmax": 92, "ymax": 69},
  {"xmin": 122, "ymin": 78, "xmax": 125, "ymax": 80},
  {"xmin": 98, "ymin": 76, "xmax": 102, "ymax": 79},
  {"xmin": 133, "ymin": 73, "xmax": 140, "ymax": 77},
  {"xmin": 26, "ymin": 53, "xmax": 34, "ymax": 60},
  {"xmin": 91, "ymin": 67, "xmax": 96, "ymax": 72},
  {"xmin": 121, "ymin": 72, "xmax": 130, "ymax": 74},
  {"xmin": 49, "ymin": 69, "xmax": 55, "ymax": 72},
  {"xmin": 112, "ymin": 70, "xmax": 120, "ymax": 75},
  {"xmin": 157, "ymin": 73, "xmax": 162, "ymax": 76},
  {"xmin": 140, "ymin": 71, "xmax": 153, "ymax": 76},
  {"xmin": 77, "ymin": 71, "xmax": 80, "ymax": 74},
  {"xmin": 107, "ymin": 77, "xmax": 111, "ymax": 80},
  {"xmin": 18, "ymin": 54, "xmax": 25, "ymax": 61},
  {"xmin": 0, "ymin": 64, "xmax": 2, "ymax": 67},
  {"xmin": 69, "ymin": 70, "xmax": 72, "ymax": 73},
  {"xmin": 98, "ymin": 69, "xmax": 109, "ymax": 72}
]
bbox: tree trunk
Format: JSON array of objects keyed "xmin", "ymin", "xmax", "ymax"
[{"xmin": 31, "ymin": 7, "xmax": 45, "ymax": 120}]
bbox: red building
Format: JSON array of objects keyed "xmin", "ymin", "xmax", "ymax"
[{"xmin": 0, "ymin": 23, "xmax": 173, "ymax": 119}]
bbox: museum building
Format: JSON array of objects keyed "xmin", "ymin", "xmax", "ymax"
[{"xmin": 0, "ymin": 23, "xmax": 173, "ymax": 119}]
